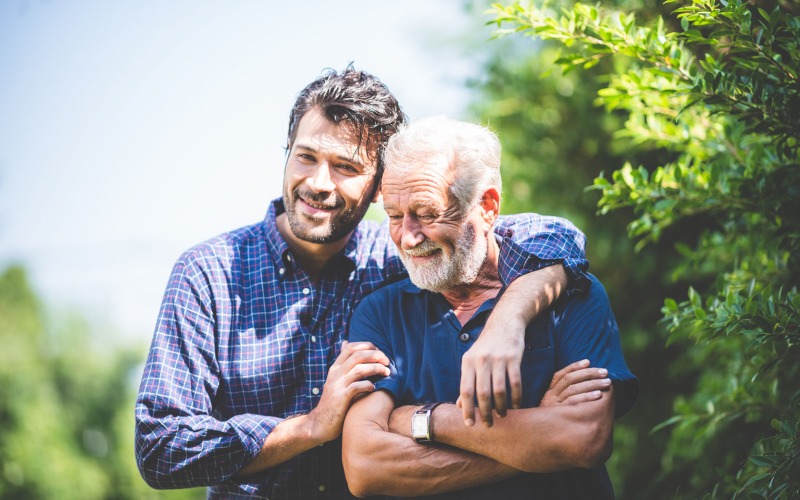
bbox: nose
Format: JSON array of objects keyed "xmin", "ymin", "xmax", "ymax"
[
  {"xmin": 307, "ymin": 162, "xmax": 335, "ymax": 192},
  {"xmin": 400, "ymin": 215, "xmax": 425, "ymax": 250}
]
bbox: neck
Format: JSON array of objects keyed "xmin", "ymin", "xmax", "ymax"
[
  {"xmin": 441, "ymin": 237, "xmax": 502, "ymax": 325},
  {"xmin": 276, "ymin": 213, "xmax": 351, "ymax": 282}
]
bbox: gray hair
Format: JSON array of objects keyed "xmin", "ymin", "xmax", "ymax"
[{"xmin": 382, "ymin": 115, "xmax": 502, "ymax": 216}]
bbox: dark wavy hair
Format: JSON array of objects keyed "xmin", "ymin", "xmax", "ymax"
[{"xmin": 286, "ymin": 65, "xmax": 407, "ymax": 178}]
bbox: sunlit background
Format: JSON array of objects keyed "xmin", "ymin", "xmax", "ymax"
[{"xmin": 0, "ymin": 0, "xmax": 482, "ymax": 343}]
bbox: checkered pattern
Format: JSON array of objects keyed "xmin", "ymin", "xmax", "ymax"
[{"xmin": 134, "ymin": 198, "xmax": 589, "ymax": 499}]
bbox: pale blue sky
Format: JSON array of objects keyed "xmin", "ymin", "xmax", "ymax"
[{"xmin": 0, "ymin": 1, "xmax": 490, "ymax": 342}]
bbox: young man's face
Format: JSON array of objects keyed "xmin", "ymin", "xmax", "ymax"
[
  {"xmin": 282, "ymin": 107, "xmax": 378, "ymax": 244},
  {"xmin": 381, "ymin": 157, "xmax": 489, "ymax": 293}
]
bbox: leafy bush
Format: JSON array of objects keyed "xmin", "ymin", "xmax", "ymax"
[{"xmin": 488, "ymin": 0, "xmax": 800, "ymax": 496}]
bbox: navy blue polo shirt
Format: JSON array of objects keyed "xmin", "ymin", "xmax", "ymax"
[{"xmin": 348, "ymin": 273, "xmax": 638, "ymax": 499}]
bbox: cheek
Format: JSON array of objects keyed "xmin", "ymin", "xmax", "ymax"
[
  {"xmin": 389, "ymin": 228, "xmax": 402, "ymax": 247},
  {"xmin": 340, "ymin": 177, "xmax": 375, "ymax": 204}
]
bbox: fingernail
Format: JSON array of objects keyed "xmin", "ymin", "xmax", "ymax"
[
  {"xmin": 602, "ymin": 378, "xmax": 611, "ymax": 386},
  {"xmin": 580, "ymin": 359, "xmax": 590, "ymax": 366},
  {"xmin": 598, "ymin": 368, "xmax": 608, "ymax": 376},
  {"xmin": 465, "ymin": 418, "xmax": 475, "ymax": 427}
]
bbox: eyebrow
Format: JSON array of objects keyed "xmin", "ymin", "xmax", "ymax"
[{"xmin": 294, "ymin": 143, "xmax": 368, "ymax": 171}]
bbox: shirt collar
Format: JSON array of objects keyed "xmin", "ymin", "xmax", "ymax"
[{"xmin": 399, "ymin": 277, "xmax": 504, "ymax": 319}]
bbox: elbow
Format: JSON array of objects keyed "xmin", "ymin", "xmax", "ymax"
[
  {"xmin": 343, "ymin": 455, "xmax": 380, "ymax": 498},
  {"xmin": 515, "ymin": 419, "xmax": 613, "ymax": 473},
  {"xmin": 573, "ymin": 419, "xmax": 613, "ymax": 469}
]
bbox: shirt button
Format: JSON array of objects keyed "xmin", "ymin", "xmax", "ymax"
[
  {"xmin": 459, "ymin": 333, "xmax": 470, "ymax": 342},
  {"xmin": 312, "ymin": 387, "xmax": 320, "ymax": 395},
  {"xmin": 286, "ymin": 254, "xmax": 293, "ymax": 262},
  {"xmin": 278, "ymin": 268, "xmax": 285, "ymax": 275},
  {"xmin": 311, "ymin": 335, "xmax": 317, "ymax": 342},
  {"xmin": 318, "ymin": 484, "xmax": 326, "ymax": 492},
  {"xmin": 303, "ymin": 287, "xmax": 310, "ymax": 295}
]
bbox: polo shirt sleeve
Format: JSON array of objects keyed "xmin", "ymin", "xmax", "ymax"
[
  {"xmin": 553, "ymin": 275, "xmax": 639, "ymax": 417},
  {"xmin": 348, "ymin": 291, "xmax": 403, "ymax": 399},
  {"xmin": 495, "ymin": 213, "xmax": 591, "ymax": 296}
]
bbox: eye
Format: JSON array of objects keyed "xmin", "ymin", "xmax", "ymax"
[
  {"xmin": 298, "ymin": 153, "xmax": 315, "ymax": 162},
  {"xmin": 336, "ymin": 163, "xmax": 359, "ymax": 174},
  {"xmin": 419, "ymin": 214, "xmax": 437, "ymax": 222}
]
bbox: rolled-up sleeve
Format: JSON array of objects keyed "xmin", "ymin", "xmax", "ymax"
[
  {"xmin": 494, "ymin": 213, "xmax": 590, "ymax": 296},
  {"xmin": 134, "ymin": 256, "xmax": 279, "ymax": 489}
]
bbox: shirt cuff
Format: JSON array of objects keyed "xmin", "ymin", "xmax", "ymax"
[{"xmin": 229, "ymin": 413, "xmax": 284, "ymax": 463}]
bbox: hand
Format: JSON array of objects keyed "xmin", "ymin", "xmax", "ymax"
[
  {"xmin": 458, "ymin": 317, "xmax": 525, "ymax": 428},
  {"xmin": 539, "ymin": 359, "xmax": 611, "ymax": 407},
  {"xmin": 307, "ymin": 341, "xmax": 390, "ymax": 443}
]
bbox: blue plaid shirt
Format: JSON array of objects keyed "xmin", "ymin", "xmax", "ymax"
[{"xmin": 135, "ymin": 198, "xmax": 589, "ymax": 499}]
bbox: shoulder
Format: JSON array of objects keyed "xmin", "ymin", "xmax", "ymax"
[
  {"xmin": 357, "ymin": 277, "xmax": 419, "ymax": 308},
  {"xmin": 553, "ymin": 274, "xmax": 609, "ymax": 315},
  {"xmin": 495, "ymin": 213, "xmax": 581, "ymax": 235},
  {"xmin": 171, "ymin": 221, "xmax": 266, "ymax": 280}
]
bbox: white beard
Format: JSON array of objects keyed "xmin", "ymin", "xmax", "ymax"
[{"xmin": 401, "ymin": 222, "xmax": 487, "ymax": 293}]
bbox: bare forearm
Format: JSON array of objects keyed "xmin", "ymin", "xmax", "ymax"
[
  {"xmin": 235, "ymin": 413, "xmax": 324, "ymax": 477},
  {"xmin": 343, "ymin": 393, "xmax": 519, "ymax": 497},
  {"xmin": 427, "ymin": 394, "xmax": 613, "ymax": 473},
  {"xmin": 492, "ymin": 264, "xmax": 566, "ymax": 328},
  {"xmin": 345, "ymin": 425, "xmax": 516, "ymax": 497}
]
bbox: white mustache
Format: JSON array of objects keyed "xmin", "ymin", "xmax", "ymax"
[{"xmin": 403, "ymin": 240, "xmax": 441, "ymax": 257}]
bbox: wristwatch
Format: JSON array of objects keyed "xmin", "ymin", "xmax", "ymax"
[{"xmin": 411, "ymin": 402, "xmax": 442, "ymax": 443}]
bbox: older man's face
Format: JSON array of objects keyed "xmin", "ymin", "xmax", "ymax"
[{"xmin": 381, "ymin": 157, "xmax": 488, "ymax": 293}]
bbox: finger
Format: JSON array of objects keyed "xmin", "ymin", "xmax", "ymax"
[
  {"xmin": 562, "ymin": 390, "xmax": 604, "ymax": 406},
  {"xmin": 343, "ymin": 362, "xmax": 391, "ymax": 385},
  {"xmin": 491, "ymin": 362, "xmax": 508, "ymax": 417},
  {"xmin": 564, "ymin": 378, "xmax": 612, "ymax": 399},
  {"xmin": 339, "ymin": 348, "xmax": 390, "ymax": 373},
  {"xmin": 459, "ymin": 364, "xmax": 476, "ymax": 426},
  {"xmin": 475, "ymin": 364, "xmax": 493, "ymax": 428},
  {"xmin": 344, "ymin": 379, "xmax": 378, "ymax": 400},
  {"xmin": 549, "ymin": 359, "xmax": 590, "ymax": 390},
  {"xmin": 551, "ymin": 367, "xmax": 607, "ymax": 397},
  {"xmin": 332, "ymin": 340, "xmax": 377, "ymax": 367},
  {"xmin": 508, "ymin": 363, "xmax": 523, "ymax": 410}
]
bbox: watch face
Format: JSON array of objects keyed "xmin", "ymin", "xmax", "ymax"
[{"xmin": 412, "ymin": 413, "xmax": 428, "ymax": 439}]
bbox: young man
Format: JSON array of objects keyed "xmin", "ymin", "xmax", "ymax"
[
  {"xmin": 343, "ymin": 116, "xmax": 638, "ymax": 499},
  {"xmin": 135, "ymin": 68, "xmax": 590, "ymax": 499}
]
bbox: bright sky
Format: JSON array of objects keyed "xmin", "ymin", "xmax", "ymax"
[{"xmin": 0, "ymin": 1, "xmax": 489, "ymax": 343}]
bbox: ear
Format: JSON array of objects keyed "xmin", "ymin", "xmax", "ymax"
[{"xmin": 479, "ymin": 187, "xmax": 500, "ymax": 225}]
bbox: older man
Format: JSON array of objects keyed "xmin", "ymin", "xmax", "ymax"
[{"xmin": 342, "ymin": 116, "xmax": 638, "ymax": 499}]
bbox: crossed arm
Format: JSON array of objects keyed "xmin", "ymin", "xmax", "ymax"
[{"xmin": 342, "ymin": 362, "xmax": 615, "ymax": 498}]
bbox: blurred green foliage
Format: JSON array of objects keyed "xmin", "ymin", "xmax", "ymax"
[
  {"xmin": 0, "ymin": 265, "xmax": 204, "ymax": 499},
  {"xmin": 476, "ymin": 0, "xmax": 799, "ymax": 497}
]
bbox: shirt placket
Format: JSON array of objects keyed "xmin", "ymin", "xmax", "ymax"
[{"xmin": 306, "ymin": 278, "xmax": 344, "ymax": 498}]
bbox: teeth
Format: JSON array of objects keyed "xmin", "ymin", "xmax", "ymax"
[{"xmin": 304, "ymin": 199, "xmax": 335, "ymax": 210}]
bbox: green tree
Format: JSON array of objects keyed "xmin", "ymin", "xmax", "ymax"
[
  {"xmin": 0, "ymin": 265, "xmax": 204, "ymax": 499},
  {"xmin": 485, "ymin": 0, "xmax": 800, "ymax": 497}
]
